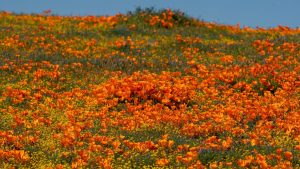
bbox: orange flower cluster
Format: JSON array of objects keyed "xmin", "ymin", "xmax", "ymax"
[
  {"xmin": 33, "ymin": 65, "xmax": 60, "ymax": 81},
  {"xmin": 0, "ymin": 149, "xmax": 30, "ymax": 163},
  {"xmin": 3, "ymin": 87, "xmax": 30, "ymax": 104},
  {"xmin": 149, "ymin": 9, "xmax": 174, "ymax": 28}
]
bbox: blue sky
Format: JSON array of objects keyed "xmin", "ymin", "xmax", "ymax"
[{"xmin": 0, "ymin": 0, "xmax": 299, "ymax": 28}]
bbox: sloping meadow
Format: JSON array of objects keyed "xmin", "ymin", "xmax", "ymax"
[{"xmin": 0, "ymin": 9, "xmax": 300, "ymax": 168}]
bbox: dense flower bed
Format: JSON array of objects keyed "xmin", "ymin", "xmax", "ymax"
[{"xmin": 0, "ymin": 9, "xmax": 300, "ymax": 168}]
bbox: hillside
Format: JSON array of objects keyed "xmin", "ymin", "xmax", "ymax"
[{"xmin": 0, "ymin": 9, "xmax": 300, "ymax": 168}]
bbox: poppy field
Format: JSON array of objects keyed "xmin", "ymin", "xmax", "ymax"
[{"xmin": 0, "ymin": 8, "xmax": 300, "ymax": 168}]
